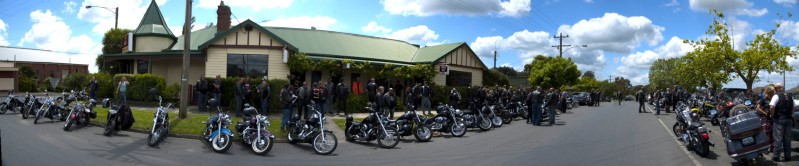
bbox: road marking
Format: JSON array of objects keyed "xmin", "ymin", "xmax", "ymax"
[{"xmin": 649, "ymin": 106, "xmax": 703, "ymax": 166}]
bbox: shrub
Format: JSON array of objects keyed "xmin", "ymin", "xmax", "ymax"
[
  {"xmin": 89, "ymin": 73, "xmax": 114, "ymax": 99},
  {"xmin": 58, "ymin": 72, "xmax": 89, "ymax": 92},
  {"xmin": 112, "ymin": 74, "xmax": 165, "ymax": 102},
  {"xmin": 18, "ymin": 77, "xmax": 38, "ymax": 92},
  {"xmin": 164, "ymin": 83, "xmax": 181, "ymax": 101}
]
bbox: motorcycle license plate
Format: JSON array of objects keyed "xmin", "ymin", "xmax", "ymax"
[{"xmin": 742, "ymin": 136, "xmax": 754, "ymax": 146}]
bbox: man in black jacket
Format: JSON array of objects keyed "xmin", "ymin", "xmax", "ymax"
[
  {"xmin": 769, "ymin": 83, "xmax": 794, "ymax": 162},
  {"xmin": 527, "ymin": 86, "xmax": 543, "ymax": 126},
  {"xmin": 336, "ymin": 81, "xmax": 349, "ymax": 115},
  {"xmin": 85, "ymin": 76, "xmax": 99, "ymax": 100},
  {"xmin": 235, "ymin": 78, "xmax": 245, "ymax": 117},
  {"xmin": 366, "ymin": 78, "xmax": 377, "ymax": 103},
  {"xmin": 212, "ymin": 75, "xmax": 222, "ymax": 107},
  {"xmin": 195, "ymin": 76, "xmax": 209, "ymax": 112},
  {"xmin": 636, "ymin": 88, "xmax": 645, "ymax": 113},
  {"xmin": 546, "ymin": 88, "xmax": 559, "ymax": 125}
]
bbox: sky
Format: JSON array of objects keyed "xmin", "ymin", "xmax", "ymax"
[{"xmin": 0, "ymin": 0, "xmax": 798, "ymax": 89}]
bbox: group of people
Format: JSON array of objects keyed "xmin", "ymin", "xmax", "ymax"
[
  {"xmin": 755, "ymin": 83, "xmax": 795, "ymax": 162},
  {"xmin": 638, "ymin": 86, "xmax": 689, "ymax": 115}
]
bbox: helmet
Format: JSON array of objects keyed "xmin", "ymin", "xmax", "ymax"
[
  {"xmin": 102, "ymin": 98, "xmax": 111, "ymax": 108},
  {"xmin": 208, "ymin": 98, "xmax": 219, "ymax": 107}
]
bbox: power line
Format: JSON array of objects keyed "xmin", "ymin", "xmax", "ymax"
[{"xmin": 552, "ymin": 33, "xmax": 570, "ymax": 58}]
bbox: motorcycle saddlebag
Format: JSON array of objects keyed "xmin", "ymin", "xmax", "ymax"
[
  {"xmin": 725, "ymin": 112, "xmax": 762, "ymax": 139},
  {"xmin": 119, "ymin": 105, "xmax": 135, "ymax": 130},
  {"xmin": 89, "ymin": 111, "xmax": 97, "ymax": 119}
]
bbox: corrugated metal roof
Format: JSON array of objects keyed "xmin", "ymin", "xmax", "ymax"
[
  {"xmin": 170, "ymin": 26, "xmax": 217, "ymax": 51},
  {"xmin": 133, "ymin": 0, "xmax": 174, "ymax": 37},
  {"xmin": 411, "ymin": 42, "xmax": 464, "ymax": 63},
  {"xmin": 266, "ymin": 27, "xmax": 421, "ymax": 63}
]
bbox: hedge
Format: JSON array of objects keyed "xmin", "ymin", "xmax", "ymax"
[{"xmin": 112, "ymin": 74, "xmax": 166, "ymax": 102}]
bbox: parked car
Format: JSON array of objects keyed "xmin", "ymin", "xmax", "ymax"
[
  {"xmin": 572, "ymin": 92, "xmax": 590, "ymax": 105},
  {"xmin": 624, "ymin": 95, "xmax": 634, "ymax": 101}
]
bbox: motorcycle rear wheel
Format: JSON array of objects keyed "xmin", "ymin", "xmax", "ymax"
[
  {"xmin": 313, "ymin": 131, "xmax": 337, "ymax": 155},
  {"xmin": 287, "ymin": 124, "xmax": 301, "ymax": 144},
  {"xmin": 695, "ymin": 140, "xmax": 709, "ymax": 157},
  {"xmin": 252, "ymin": 135, "xmax": 273, "ymax": 155},
  {"xmin": 377, "ymin": 129, "xmax": 399, "ymax": 149},
  {"xmin": 413, "ymin": 125, "xmax": 432, "ymax": 142},
  {"xmin": 344, "ymin": 126, "xmax": 356, "ymax": 142},
  {"xmin": 520, "ymin": 109, "xmax": 529, "ymax": 120},
  {"xmin": 502, "ymin": 114, "xmax": 512, "ymax": 124}
]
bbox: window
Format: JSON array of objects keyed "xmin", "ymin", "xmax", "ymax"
[
  {"xmin": 446, "ymin": 70, "xmax": 472, "ymax": 86},
  {"xmin": 227, "ymin": 54, "xmax": 268, "ymax": 78},
  {"xmin": 137, "ymin": 60, "xmax": 149, "ymax": 74}
]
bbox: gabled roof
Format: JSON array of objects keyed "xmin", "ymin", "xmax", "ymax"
[
  {"xmin": 133, "ymin": 0, "xmax": 175, "ymax": 38},
  {"xmin": 198, "ymin": 19, "xmax": 297, "ymax": 51},
  {"xmin": 266, "ymin": 26, "xmax": 420, "ymax": 64},
  {"xmin": 411, "ymin": 42, "xmax": 464, "ymax": 63},
  {"xmin": 170, "ymin": 26, "xmax": 217, "ymax": 51}
]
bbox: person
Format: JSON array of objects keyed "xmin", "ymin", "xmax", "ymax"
[
  {"xmin": 663, "ymin": 88, "xmax": 672, "ymax": 113},
  {"xmin": 279, "ymin": 84, "xmax": 293, "ymax": 131},
  {"xmin": 324, "ymin": 79, "xmax": 335, "ymax": 115},
  {"xmin": 393, "ymin": 80, "xmax": 403, "ymax": 99},
  {"xmin": 546, "ymin": 88, "xmax": 558, "ymax": 125},
  {"xmin": 756, "ymin": 85, "xmax": 775, "ymax": 153},
  {"xmin": 195, "ymin": 76, "xmax": 209, "ymax": 112},
  {"xmin": 636, "ymin": 88, "xmax": 645, "ymax": 113},
  {"xmin": 449, "ymin": 88, "xmax": 461, "ymax": 109},
  {"xmin": 528, "ymin": 86, "xmax": 543, "ymax": 126},
  {"xmin": 235, "ymin": 78, "xmax": 245, "ymax": 117},
  {"xmin": 257, "ymin": 78, "xmax": 270, "ymax": 115},
  {"xmin": 421, "ymin": 81, "xmax": 432, "ymax": 115},
  {"xmin": 85, "ymin": 76, "xmax": 99, "ymax": 100},
  {"xmin": 375, "ymin": 86, "xmax": 385, "ymax": 117},
  {"xmin": 654, "ymin": 88, "xmax": 662, "ymax": 115},
  {"xmin": 769, "ymin": 83, "xmax": 794, "ymax": 162},
  {"xmin": 115, "ymin": 76, "xmax": 129, "ymax": 105},
  {"xmin": 351, "ymin": 77, "xmax": 362, "ymax": 95},
  {"xmin": 559, "ymin": 90, "xmax": 569, "ymax": 113},
  {"xmin": 386, "ymin": 88, "xmax": 397, "ymax": 119},
  {"xmin": 297, "ymin": 81, "xmax": 309, "ymax": 119},
  {"xmin": 670, "ymin": 87, "xmax": 678, "ymax": 113},
  {"xmin": 212, "ymin": 75, "xmax": 223, "ymax": 107},
  {"xmin": 336, "ymin": 81, "xmax": 349, "ymax": 115},
  {"xmin": 312, "ymin": 82, "xmax": 325, "ymax": 118},
  {"xmin": 244, "ymin": 77, "xmax": 253, "ymax": 105},
  {"xmin": 366, "ymin": 78, "xmax": 377, "ymax": 103},
  {"xmin": 412, "ymin": 83, "xmax": 422, "ymax": 112},
  {"xmin": 617, "ymin": 90, "xmax": 623, "ymax": 105},
  {"xmin": 405, "ymin": 88, "xmax": 415, "ymax": 110}
]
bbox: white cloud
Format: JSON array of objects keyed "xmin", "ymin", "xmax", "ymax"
[
  {"xmin": 688, "ymin": 0, "xmax": 768, "ymax": 17},
  {"xmin": 77, "ymin": 0, "xmax": 169, "ymax": 35},
  {"xmin": 614, "ymin": 66, "xmax": 649, "ymax": 85},
  {"xmin": 471, "ymin": 36, "xmax": 506, "ymax": 59},
  {"xmin": 0, "ymin": 19, "xmax": 8, "ymax": 46},
  {"xmin": 382, "ymin": 0, "xmax": 531, "ymax": 17},
  {"xmin": 386, "ymin": 25, "xmax": 439, "ymax": 44},
  {"xmin": 197, "ymin": 0, "xmax": 293, "ymax": 11},
  {"xmin": 664, "ymin": 0, "xmax": 679, "ymax": 7},
  {"xmin": 615, "ymin": 36, "xmax": 693, "ymax": 85},
  {"xmin": 63, "ymin": 1, "xmax": 78, "ymax": 13},
  {"xmin": 361, "ymin": 21, "xmax": 392, "ymax": 33},
  {"xmin": 777, "ymin": 20, "xmax": 799, "ymax": 41},
  {"xmin": 19, "ymin": 10, "xmax": 99, "ymax": 53},
  {"xmin": 263, "ymin": 16, "xmax": 338, "ymax": 30},
  {"xmin": 557, "ymin": 13, "xmax": 665, "ymax": 54},
  {"xmin": 774, "ymin": 0, "xmax": 797, "ymax": 6}
]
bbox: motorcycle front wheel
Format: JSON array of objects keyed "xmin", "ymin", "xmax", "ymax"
[
  {"xmin": 313, "ymin": 131, "xmax": 337, "ymax": 155},
  {"xmin": 63, "ymin": 113, "xmax": 74, "ymax": 131},
  {"xmin": 492, "ymin": 115, "xmax": 503, "ymax": 127},
  {"xmin": 33, "ymin": 109, "xmax": 44, "ymax": 124},
  {"xmin": 479, "ymin": 117, "xmax": 492, "ymax": 131},
  {"xmin": 450, "ymin": 121, "xmax": 466, "ymax": 137},
  {"xmin": 413, "ymin": 125, "xmax": 432, "ymax": 142},
  {"xmin": 147, "ymin": 125, "xmax": 163, "ymax": 147},
  {"xmin": 672, "ymin": 123, "xmax": 684, "ymax": 137},
  {"xmin": 211, "ymin": 133, "xmax": 232, "ymax": 153},
  {"xmin": 0, "ymin": 103, "xmax": 7, "ymax": 114},
  {"xmin": 377, "ymin": 129, "xmax": 399, "ymax": 149},
  {"xmin": 252, "ymin": 135, "xmax": 273, "ymax": 155},
  {"xmin": 22, "ymin": 105, "xmax": 32, "ymax": 119},
  {"xmin": 103, "ymin": 119, "xmax": 116, "ymax": 136}
]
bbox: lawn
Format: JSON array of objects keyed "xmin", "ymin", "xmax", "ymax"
[
  {"xmin": 91, "ymin": 107, "xmax": 286, "ymax": 139},
  {"xmin": 332, "ymin": 118, "xmax": 362, "ymax": 132}
]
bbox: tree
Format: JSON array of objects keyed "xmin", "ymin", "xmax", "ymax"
[
  {"xmin": 98, "ymin": 28, "xmax": 133, "ymax": 73},
  {"xmin": 573, "ymin": 76, "xmax": 599, "ymax": 92},
  {"xmin": 484, "ymin": 68, "xmax": 510, "ymax": 86},
  {"xmin": 648, "ymin": 58, "xmax": 679, "ymax": 90},
  {"xmin": 582, "ymin": 71, "xmax": 595, "ymax": 80},
  {"xmin": 613, "ymin": 77, "xmax": 632, "ymax": 93},
  {"xmin": 495, "ymin": 66, "xmax": 518, "ymax": 77},
  {"xmin": 685, "ymin": 10, "xmax": 796, "ymax": 92},
  {"xmin": 527, "ymin": 55, "xmax": 581, "ymax": 89}
]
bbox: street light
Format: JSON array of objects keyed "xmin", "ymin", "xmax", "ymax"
[{"xmin": 85, "ymin": 5, "xmax": 118, "ymax": 29}]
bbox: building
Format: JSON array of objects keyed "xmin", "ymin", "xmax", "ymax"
[
  {"xmin": 0, "ymin": 46, "xmax": 90, "ymax": 92},
  {"xmin": 102, "ymin": 0, "xmax": 487, "ymax": 87}
]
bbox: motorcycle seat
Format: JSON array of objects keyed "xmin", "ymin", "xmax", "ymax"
[{"xmin": 687, "ymin": 122, "xmax": 704, "ymax": 130}]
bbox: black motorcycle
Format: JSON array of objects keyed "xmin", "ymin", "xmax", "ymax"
[
  {"xmin": 394, "ymin": 104, "xmax": 432, "ymax": 142},
  {"xmin": 461, "ymin": 101, "xmax": 492, "ymax": 131},
  {"xmin": 63, "ymin": 90, "xmax": 97, "ymax": 131},
  {"xmin": 0, "ymin": 91, "xmax": 25, "ymax": 114},
  {"xmin": 234, "ymin": 104, "xmax": 275, "ymax": 155},
  {"xmin": 102, "ymin": 98, "xmax": 132, "ymax": 137},
  {"xmin": 33, "ymin": 94, "xmax": 67, "ymax": 124},
  {"xmin": 287, "ymin": 101, "xmax": 338, "ymax": 155},
  {"xmin": 674, "ymin": 102, "xmax": 713, "ymax": 157},
  {"xmin": 345, "ymin": 103, "xmax": 400, "ymax": 149},
  {"xmin": 424, "ymin": 104, "xmax": 466, "ymax": 137},
  {"xmin": 22, "ymin": 92, "xmax": 41, "ymax": 119}
]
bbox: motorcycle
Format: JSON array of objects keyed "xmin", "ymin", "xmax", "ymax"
[
  {"xmin": 0, "ymin": 91, "xmax": 24, "ymax": 114},
  {"xmin": 103, "ymin": 98, "xmax": 133, "ymax": 137},
  {"xmin": 63, "ymin": 90, "xmax": 97, "ymax": 131},
  {"xmin": 202, "ymin": 99, "xmax": 234, "ymax": 153},
  {"xmin": 461, "ymin": 101, "xmax": 492, "ymax": 131},
  {"xmin": 288, "ymin": 100, "xmax": 338, "ymax": 154},
  {"xmin": 722, "ymin": 106, "xmax": 770, "ymax": 165},
  {"xmin": 498, "ymin": 99, "xmax": 520, "ymax": 124},
  {"xmin": 711, "ymin": 92, "xmax": 747, "ymax": 126},
  {"xmin": 423, "ymin": 104, "xmax": 466, "ymax": 137},
  {"xmin": 33, "ymin": 93, "xmax": 67, "ymax": 124},
  {"xmin": 22, "ymin": 92, "xmax": 40, "ymax": 119},
  {"xmin": 345, "ymin": 103, "xmax": 399, "ymax": 149},
  {"xmin": 485, "ymin": 101, "xmax": 503, "ymax": 127},
  {"xmin": 394, "ymin": 104, "xmax": 432, "ymax": 142},
  {"xmin": 147, "ymin": 94, "xmax": 172, "ymax": 147},
  {"xmin": 234, "ymin": 104, "xmax": 275, "ymax": 155},
  {"xmin": 674, "ymin": 102, "xmax": 714, "ymax": 157}
]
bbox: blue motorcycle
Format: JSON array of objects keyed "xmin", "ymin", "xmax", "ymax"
[{"xmin": 203, "ymin": 99, "xmax": 233, "ymax": 153}]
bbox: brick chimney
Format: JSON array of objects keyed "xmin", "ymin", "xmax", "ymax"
[{"xmin": 217, "ymin": 1, "xmax": 231, "ymax": 33}]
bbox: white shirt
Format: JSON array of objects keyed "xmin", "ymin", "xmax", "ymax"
[{"xmin": 769, "ymin": 94, "xmax": 780, "ymax": 107}]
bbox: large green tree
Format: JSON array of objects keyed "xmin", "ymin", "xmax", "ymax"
[
  {"xmin": 495, "ymin": 66, "xmax": 518, "ymax": 77},
  {"xmin": 97, "ymin": 28, "xmax": 133, "ymax": 73},
  {"xmin": 527, "ymin": 55, "xmax": 581, "ymax": 89},
  {"xmin": 685, "ymin": 11, "xmax": 796, "ymax": 92},
  {"xmin": 648, "ymin": 58, "xmax": 680, "ymax": 89}
]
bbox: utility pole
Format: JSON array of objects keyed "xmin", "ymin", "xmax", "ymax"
[
  {"xmin": 552, "ymin": 33, "xmax": 570, "ymax": 58},
  {"xmin": 493, "ymin": 50, "xmax": 497, "ymax": 68},
  {"xmin": 179, "ymin": 0, "xmax": 192, "ymax": 118}
]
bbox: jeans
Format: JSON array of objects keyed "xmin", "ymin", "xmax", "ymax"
[
  {"xmin": 638, "ymin": 102, "xmax": 645, "ymax": 113},
  {"xmin": 315, "ymin": 101, "xmax": 324, "ymax": 118},
  {"xmin": 90, "ymin": 91, "xmax": 97, "ymax": 100},
  {"xmin": 325, "ymin": 96, "xmax": 333, "ymax": 113},
  {"xmin": 213, "ymin": 93, "xmax": 221, "ymax": 107},
  {"xmin": 421, "ymin": 96, "xmax": 431, "ymax": 113},
  {"xmin": 772, "ymin": 118, "xmax": 792, "ymax": 160},
  {"xmin": 118, "ymin": 92, "xmax": 127, "ymax": 105},
  {"xmin": 260, "ymin": 99, "xmax": 269, "ymax": 116},
  {"xmin": 337, "ymin": 98, "xmax": 348, "ymax": 115},
  {"xmin": 655, "ymin": 102, "xmax": 660, "ymax": 114},
  {"xmin": 547, "ymin": 106, "xmax": 556, "ymax": 125},
  {"xmin": 281, "ymin": 104, "xmax": 292, "ymax": 130},
  {"xmin": 532, "ymin": 103, "xmax": 542, "ymax": 126},
  {"xmin": 387, "ymin": 106, "xmax": 395, "ymax": 119},
  {"xmin": 235, "ymin": 96, "xmax": 242, "ymax": 116},
  {"xmin": 197, "ymin": 93, "xmax": 208, "ymax": 112}
]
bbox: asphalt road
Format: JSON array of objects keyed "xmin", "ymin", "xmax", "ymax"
[{"xmin": 0, "ymin": 100, "xmax": 796, "ymax": 166}]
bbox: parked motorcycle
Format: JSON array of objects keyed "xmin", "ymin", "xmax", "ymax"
[
  {"xmin": 22, "ymin": 92, "xmax": 40, "ymax": 119},
  {"xmin": 288, "ymin": 101, "xmax": 338, "ymax": 154},
  {"xmin": 461, "ymin": 101, "xmax": 492, "ymax": 131},
  {"xmin": 722, "ymin": 106, "xmax": 769, "ymax": 165},
  {"xmin": 424, "ymin": 104, "xmax": 466, "ymax": 137},
  {"xmin": 711, "ymin": 92, "xmax": 747, "ymax": 126},
  {"xmin": 147, "ymin": 94, "xmax": 171, "ymax": 147},
  {"xmin": 63, "ymin": 90, "xmax": 97, "ymax": 131},
  {"xmin": 394, "ymin": 104, "xmax": 432, "ymax": 142},
  {"xmin": 234, "ymin": 104, "xmax": 275, "ymax": 155},
  {"xmin": 345, "ymin": 103, "xmax": 399, "ymax": 149},
  {"xmin": 485, "ymin": 102, "xmax": 503, "ymax": 127},
  {"xmin": 0, "ymin": 91, "xmax": 24, "ymax": 114},
  {"xmin": 103, "ymin": 98, "xmax": 133, "ymax": 137},
  {"xmin": 202, "ymin": 99, "xmax": 234, "ymax": 153},
  {"xmin": 674, "ymin": 102, "xmax": 714, "ymax": 157},
  {"xmin": 33, "ymin": 94, "xmax": 67, "ymax": 124}
]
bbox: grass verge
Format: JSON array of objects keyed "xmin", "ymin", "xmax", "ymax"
[{"xmin": 332, "ymin": 118, "xmax": 362, "ymax": 132}]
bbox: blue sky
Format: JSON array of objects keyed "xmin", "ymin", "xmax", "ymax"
[{"xmin": 1, "ymin": 0, "xmax": 798, "ymax": 89}]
